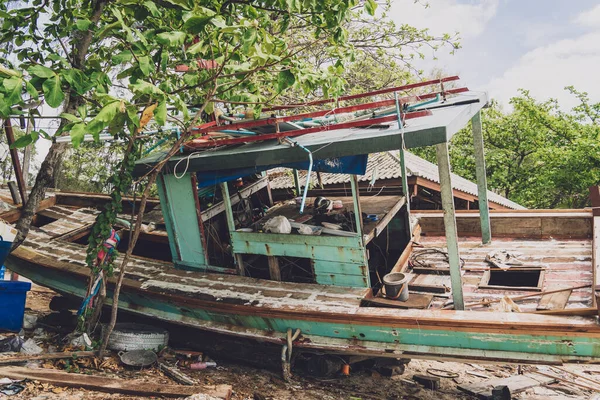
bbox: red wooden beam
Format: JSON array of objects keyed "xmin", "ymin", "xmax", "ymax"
[
  {"xmin": 193, "ymin": 87, "xmax": 469, "ymax": 135},
  {"xmin": 263, "ymin": 76, "xmax": 460, "ymax": 111},
  {"xmin": 184, "ymin": 110, "xmax": 431, "ymax": 150}
]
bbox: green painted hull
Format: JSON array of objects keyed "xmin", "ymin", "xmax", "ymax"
[{"xmin": 7, "ymin": 254, "xmax": 600, "ymax": 365}]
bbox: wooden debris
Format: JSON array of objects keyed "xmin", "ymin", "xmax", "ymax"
[
  {"xmin": 464, "ymin": 284, "xmax": 591, "ymax": 309},
  {"xmin": 458, "ymin": 373, "xmax": 555, "ymax": 399},
  {"xmin": 552, "ymin": 366, "xmax": 600, "ymax": 387},
  {"xmin": 466, "ymin": 370, "xmax": 490, "ymax": 379},
  {"xmin": 536, "ymin": 287, "xmax": 572, "ymax": 310},
  {"xmin": 0, "ymin": 351, "xmax": 96, "ymax": 365},
  {"xmin": 159, "ymin": 362, "xmax": 196, "ymax": 385},
  {"xmin": 0, "ymin": 366, "xmax": 231, "ymax": 399},
  {"xmin": 536, "ymin": 370, "xmax": 600, "ymax": 392},
  {"xmin": 413, "ymin": 374, "xmax": 440, "ymax": 390}
]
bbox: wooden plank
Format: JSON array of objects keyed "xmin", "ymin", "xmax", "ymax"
[
  {"xmin": 372, "ymin": 196, "xmax": 406, "ymax": 240},
  {"xmin": 0, "ymin": 351, "xmax": 95, "ymax": 365},
  {"xmin": 392, "ymin": 224, "xmax": 421, "ymax": 273},
  {"xmin": 471, "ymin": 111, "xmax": 491, "ymax": 243},
  {"xmin": 536, "ymin": 288, "xmax": 572, "ymax": 310},
  {"xmin": 0, "ymin": 196, "xmax": 56, "ymax": 223},
  {"xmin": 361, "ymin": 291, "xmax": 433, "ymax": 309},
  {"xmin": 267, "ymin": 256, "xmax": 281, "ymax": 281},
  {"xmin": 458, "ymin": 373, "xmax": 555, "ymax": 399},
  {"xmin": 0, "ymin": 366, "xmax": 232, "ymax": 399},
  {"xmin": 435, "ymin": 142, "xmax": 464, "ymax": 310}
]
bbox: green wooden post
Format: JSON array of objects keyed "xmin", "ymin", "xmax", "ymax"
[
  {"xmin": 292, "ymin": 169, "xmax": 301, "ymax": 196},
  {"xmin": 221, "ymin": 182, "xmax": 245, "ymax": 275},
  {"xmin": 435, "ymin": 142, "xmax": 464, "ymax": 310},
  {"xmin": 156, "ymin": 173, "xmax": 207, "ymax": 269},
  {"xmin": 350, "ymin": 175, "xmax": 363, "ymax": 239},
  {"xmin": 471, "ymin": 111, "xmax": 492, "ymax": 244}
]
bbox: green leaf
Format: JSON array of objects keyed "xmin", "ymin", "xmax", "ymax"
[
  {"xmin": 156, "ymin": 31, "xmax": 186, "ymax": 46},
  {"xmin": 61, "ymin": 69, "xmax": 91, "ymax": 94},
  {"xmin": 186, "ymin": 41, "xmax": 206, "ymax": 55},
  {"xmin": 10, "ymin": 134, "xmax": 34, "ymax": 149},
  {"xmin": 143, "ymin": 1, "xmax": 160, "ymax": 17},
  {"xmin": 69, "ymin": 123, "xmax": 87, "ymax": 148},
  {"xmin": 364, "ymin": 0, "xmax": 377, "ymax": 16},
  {"xmin": 162, "ymin": 0, "xmax": 191, "ymax": 10},
  {"xmin": 0, "ymin": 94, "xmax": 11, "ymax": 117},
  {"xmin": 60, "ymin": 112, "xmax": 81, "ymax": 123},
  {"xmin": 183, "ymin": 10, "xmax": 215, "ymax": 33},
  {"xmin": 42, "ymin": 74, "xmax": 65, "ymax": 107},
  {"xmin": 24, "ymin": 81, "xmax": 39, "ymax": 100},
  {"xmin": 155, "ymin": 101, "xmax": 167, "ymax": 125},
  {"xmin": 28, "ymin": 65, "xmax": 54, "ymax": 78},
  {"xmin": 35, "ymin": 129, "xmax": 52, "ymax": 140},
  {"xmin": 112, "ymin": 51, "xmax": 133, "ymax": 65},
  {"xmin": 75, "ymin": 19, "xmax": 92, "ymax": 30},
  {"xmin": 130, "ymin": 80, "xmax": 165, "ymax": 98},
  {"xmin": 138, "ymin": 55, "xmax": 152, "ymax": 76},
  {"xmin": 277, "ymin": 69, "xmax": 295, "ymax": 92},
  {"xmin": 3, "ymin": 76, "xmax": 23, "ymax": 104}
]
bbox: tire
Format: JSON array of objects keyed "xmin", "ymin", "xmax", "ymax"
[{"xmin": 103, "ymin": 323, "xmax": 169, "ymax": 351}]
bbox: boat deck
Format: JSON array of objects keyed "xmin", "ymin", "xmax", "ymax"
[
  {"xmin": 412, "ymin": 236, "xmax": 594, "ymax": 312},
  {"xmin": 255, "ymin": 195, "xmax": 405, "ymax": 243}
]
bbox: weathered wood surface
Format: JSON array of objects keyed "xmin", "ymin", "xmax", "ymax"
[
  {"xmin": 0, "ymin": 366, "xmax": 232, "ymax": 398},
  {"xmin": 0, "ymin": 351, "xmax": 95, "ymax": 365},
  {"xmin": 361, "ymin": 290, "xmax": 433, "ymax": 309},
  {"xmin": 415, "ymin": 211, "xmax": 593, "ymax": 239},
  {"xmin": 416, "ymin": 236, "xmax": 594, "ymax": 311},
  {"xmin": 537, "ymin": 287, "xmax": 572, "ymax": 310},
  {"xmin": 458, "ymin": 373, "xmax": 555, "ymax": 399}
]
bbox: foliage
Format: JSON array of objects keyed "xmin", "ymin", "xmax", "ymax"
[
  {"xmin": 56, "ymin": 141, "xmax": 123, "ymax": 193},
  {"xmin": 413, "ymin": 88, "xmax": 600, "ymax": 209}
]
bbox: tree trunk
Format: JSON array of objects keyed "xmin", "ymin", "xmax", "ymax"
[{"xmin": 12, "ymin": 0, "xmax": 108, "ymax": 248}]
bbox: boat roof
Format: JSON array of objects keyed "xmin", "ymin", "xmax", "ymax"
[
  {"xmin": 133, "ymin": 91, "xmax": 488, "ymax": 177},
  {"xmin": 268, "ymin": 150, "xmax": 525, "ymax": 210}
]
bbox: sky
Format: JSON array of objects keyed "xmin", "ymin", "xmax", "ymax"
[{"xmin": 389, "ymin": 0, "xmax": 600, "ymax": 110}]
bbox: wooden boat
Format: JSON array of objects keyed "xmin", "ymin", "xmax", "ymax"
[{"xmin": 5, "ymin": 82, "xmax": 600, "ymax": 367}]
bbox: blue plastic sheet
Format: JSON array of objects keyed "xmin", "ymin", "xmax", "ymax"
[{"xmin": 196, "ymin": 154, "xmax": 368, "ymax": 187}]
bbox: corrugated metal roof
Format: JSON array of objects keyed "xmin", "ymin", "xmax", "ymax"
[{"xmin": 268, "ymin": 151, "xmax": 525, "ymax": 210}]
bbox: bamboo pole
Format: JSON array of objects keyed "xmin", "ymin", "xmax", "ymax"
[{"xmin": 463, "ymin": 284, "xmax": 591, "ymax": 309}]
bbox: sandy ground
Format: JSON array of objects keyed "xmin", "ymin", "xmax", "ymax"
[{"xmin": 0, "ymin": 285, "xmax": 598, "ymax": 400}]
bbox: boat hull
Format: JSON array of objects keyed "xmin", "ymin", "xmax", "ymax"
[{"xmin": 7, "ymin": 253, "xmax": 600, "ymax": 365}]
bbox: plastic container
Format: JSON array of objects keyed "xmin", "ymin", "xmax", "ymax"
[
  {"xmin": 0, "ymin": 281, "xmax": 32, "ymax": 332},
  {"xmin": 382, "ymin": 272, "xmax": 409, "ymax": 301}
]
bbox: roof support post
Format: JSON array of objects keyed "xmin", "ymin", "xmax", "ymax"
[
  {"xmin": 292, "ymin": 169, "xmax": 301, "ymax": 197},
  {"xmin": 350, "ymin": 175, "xmax": 364, "ymax": 240},
  {"xmin": 471, "ymin": 111, "xmax": 491, "ymax": 244},
  {"xmin": 435, "ymin": 142, "xmax": 464, "ymax": 310},
  {"xmin": 221, "ymin": 182, "xmax": 245, "ymax": 276}
]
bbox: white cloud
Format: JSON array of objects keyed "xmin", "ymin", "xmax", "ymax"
[
  {"xmin": 485, "ymin": 30, "xmax": 600, "ymax": 109},
  {"xmin": 389, "ymin": 0, "xmax": 499, "ymax": 39},
  {"xmin": 573, "ymin": 3, "xmax": 600, "ymax": 27}
]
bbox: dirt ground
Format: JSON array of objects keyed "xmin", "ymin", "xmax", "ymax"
[{"xmin": 0, "ymin": 285, "xmax": 598, "ymax": 400}]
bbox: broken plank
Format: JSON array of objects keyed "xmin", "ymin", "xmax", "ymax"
[
  {"xmin": 536, "ymin": 287, "xmax": 572, "ymax": 310},
  {"xmin": 458, "ymin": 373, "xmax": 555, "ymax": 399},
  {"xmin": 0, "ymin": 351, "xmax": 95, "ymax": 365},
  {"xmin": 0, "ymin": 366, "xmax": 232, "ymax": 399}
]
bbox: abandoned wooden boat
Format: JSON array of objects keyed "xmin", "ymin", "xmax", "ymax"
[{"xmin": 5, "ymin": 81, "xmax": 600, "ymax": 367}]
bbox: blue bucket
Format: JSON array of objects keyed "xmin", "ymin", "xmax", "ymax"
[
  {"xmin": 0, "ymin": 236, "xmax": 12, "ymax": 266},
  {"xmin": 0, "ymin": 280, "xmax": 31, "ymax": 332}
]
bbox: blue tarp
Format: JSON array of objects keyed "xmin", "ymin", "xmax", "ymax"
[{"xmin": 196, "ymin": 154, "xmax": 368, "ymax": 188}]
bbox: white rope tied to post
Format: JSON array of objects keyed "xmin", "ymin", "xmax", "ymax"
[{"xmin": 281, "ymin": 328, "xmax": 301, "ymax": 382}]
